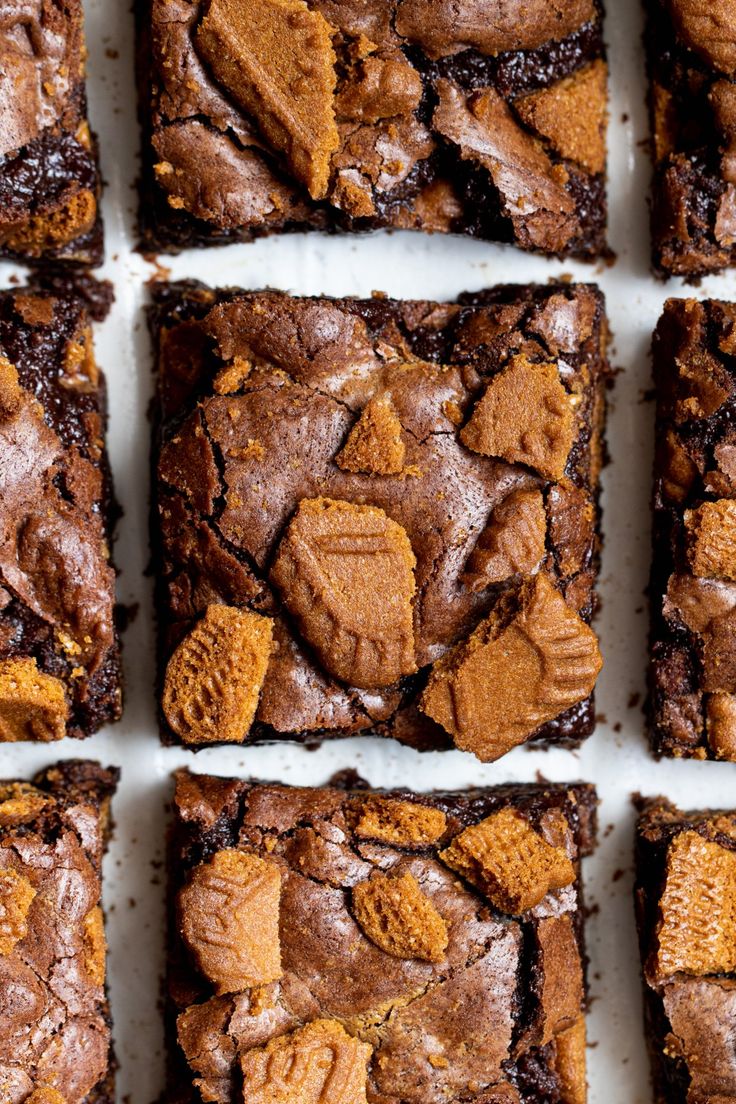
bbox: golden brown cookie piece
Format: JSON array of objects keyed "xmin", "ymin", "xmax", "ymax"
[
  {"xmin": 553, "ymin": 1014, "xmax": 587, "ymax": 1104},
  {"xmin": 270, "ymin": 497, "xmax": 417, "ymax": 689},
  {"xmin": 654, "ymin": 830, "xmax": 736, "ymax": 979},
  {"xmin": 440, "ymin": 806, "xmax": 575, "ymax": 914},
  {"xmin": 82, "ymin": 906, "xmax": 107, "ymax": 986},
  {"xmin": 336, "ymin": 396, "xmax": 406, "ymax": 476},
  {"xmin": 460, "ymin": 355, "xmax": 575, "ymax": 481},
  {"xmin": 0, "ymin": 658, "xmax": 69, "ymax": 743},
  {"xmin": 162, "ymin": 604, "xmax": 274, "ymax": 745},
  {"xmin": 706, "ymin": 693, "xmax": 736, "ymax": 760},
  {"xmin": 0, "ymin": 783, "xmax": 50, "ymax": 827},
  {"xmin": 241, "ymin": 1018, "xmax": 372, "ymax": 1103},
  {"xmin": 196, "ymin": 0, "xmax": 339, "ymax": 198},
  {"xmin": 353, "ymin": 796, "xmax": 447, "ymax": 847},
  {"xmin": 463, "ymin": 488, "xmax": 547, "ymax": 589},
  {"xmin": 0, "ymin": 355, "xmax": 23, "ymax": 418},
  {"xmin": 669, "ymin": 0, "xmax": 736, "ymax": 75},
  {"xmin": 536, "ymin": 915, "xmax": 584, "ymax": 1044},
  {"xmin": 0, "ymin": 868, "xmax": 36, "ymax": 955},
  {"xmin": 514, "ymin": 61, "xmax": 608, "ymax": 175},
  {"xmin": 25, "ymin": 1089, "xmax": 67, "ymax": 1104},
  {"xmin": 420, "ymin": 573, "xmax": 602, "ymax": 762},
  {"xmin": 686, "ymin": 499, "xmax": 736, "ymax": 580},
  {"xmin": 179, "ymin": 850, "xmax": 282, "ymax": 994},
  {"xmin": 352, "ymin": 871, "xmax": 449, "ymax": 962}
]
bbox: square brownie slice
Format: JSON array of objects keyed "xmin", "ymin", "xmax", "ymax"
[
  {"xmin": 0, "ymin": 759, "xmax": 118, "ymax": 1103},
  {"xmin": 648, "ymin": 298, "xmax": 736, "ymax": 760},
  {"xmin": 169, "ymin": 769, "xmax": 597, "ymax": 1103},
  {"xmin": 0, "ymin": 1, "xmax": 103, "ymax": 266},
  {"xmin": 136, "ymin": 0, "xmax": 607, "ymax": 257},
  {"xmin": 645, "ymin": 0, "xmax": 736, "ymax": 278},
  {"xmin": 634, "ymin": 795, "xmax": 736, "ymax": 1103},
  {"xmin": 0, "ymin": 285, "xmax": 122, "ymax": 741},
  {"xmin": 151, "ymin": 281, "xmax": 608, "ymax": 760}
]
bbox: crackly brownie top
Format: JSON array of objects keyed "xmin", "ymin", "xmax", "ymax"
[
  {"xmin": 170, "ymin": 771, "xmax": 597, "ymax": 1104},
  {"xmin": 154, "ymin": 283, "xmax": 606, "ymax": 759},
  {"xmin": 636, "ymin": 796, "xmax": 736, "ymax": 1102},
  {"xmin": 647, "ymin": 0, "xmax": 736, "ymax": 275},
  {"xmin": 0, "ymin": 1, "xmax": 100, "ymax": 261},
  {"xmin": 0, "ymin": 289, "xmax": 120, "ymax": 742},
  {"xmin": 650, "ymin": 298, "xmax": 736, "ymax": 760},
  {"xmin": 0, "ymin": 759, "xmax": 118, "ymax": 1103},
  {"xmin": 145, "ymin": 0, "xmax": 607, "ymax": 253}
]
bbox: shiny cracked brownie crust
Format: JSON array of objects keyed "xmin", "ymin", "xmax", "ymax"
[
  {"xmin": 0, "ymin": 759, "xmax": 118, "ymax": 1104},
  {"xmin": 136, "ymin": 0, "xmax": 608, "ymax": 257},
  {"xmin": 150, "ymin": 281, "xmax": 609, "ymax": 760},
  {"xmin": 0, "ymin": 287, "xmax": 122, "ymax": 741},
  {"xmin": 0, "ymin": 0, "xmax": 103, "ymax": 266},
  {"xmin": 167, "ymin": 769, "xmax": 597, "ymax": 1103}
]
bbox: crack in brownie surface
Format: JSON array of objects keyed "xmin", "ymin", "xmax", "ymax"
[
  {"xmin": 0, "ymin": 287, "xmax": 121, "ymax": 741},
  {"xmin": 0, "ymin": 1, "xmax": 103, "ymax": 266},
  {"xmin": 137, "ymin": 0, "xmax": 608, "ymax": 256},
  {"xmin": 0, "ymin": 759, "xmax": 118, "ymax": 1104},
  {"xmin": 151, "ymin": 282, "xmax": 608, "ymax": 759},
  {"xmin": 168, "ymin": 769, "xmax": 597, "ymax": 1103}
]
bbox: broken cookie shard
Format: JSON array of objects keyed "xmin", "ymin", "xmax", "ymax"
[
  {"xmin": 463, "ymin": 488, "xmax": 547, "ymax": 589},
  {"xmin": 352, "ymin": 871, "xmax": 449, "ymax": 961},
  {"xmin": 162, "ymin": 604, "xmax": 274, "ymax": 744},
  {"xmin": 241, "ymin": 1019, "xmax": 372, "ymax": 1104},
  {"xmin": 196, "ymin": 0, "xmax": 339, "ymax": 198},
  {"xmin": 336, "ymin": 395, "xmax": 406, "ymax": 475},
  {"xmin": 270, "ymin": 497, "xmax": 417, "ymax": 689},
  {"xmin": 420, "ymin": 573, "xmax": 602, "ymax": 762},
  {"xmin": 0, "ymin": 658, "xmax": 69, "ymax": 743}
]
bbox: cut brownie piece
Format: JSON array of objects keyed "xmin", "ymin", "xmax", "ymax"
[
  {"xmin": 648, "ymin": 297, "xmax": 736, "ymax": 760},
  {"xmin": 0, "ymin": 1, "xmax": 103, "ymax": 266},
  {"xmin": 136, "ymin": 0, "xmax": 608, "ymax": 257},
  {"xmin": 168, "ymin": 769, "xmax": 597, "ymax": 1104},
  {"xmin": 151, "ymin": 281, "xmax": 608, "ymax": 759},
  {"xmin": 0, "ymin": 759, "xmax": 118, "ymax": 1103},
  {"xmin": 645, "ymin": 0, "xmax": 736, "ymax": 277},
  {"xmin": 634, "ymin": 795, "xmax": 736, "ymax": 1103},
  {"xmin": 0, "ymin": 286, "xmax": 122, "ymax": 741}
]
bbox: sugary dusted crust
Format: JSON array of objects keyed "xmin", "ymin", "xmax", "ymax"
[
  {"xmin": 168, "ymin": 770, "xmax": 597, "ymax": 1103},
  {"xmin": 645, "ymin": 0, "xmax": 736, "ymax": 278},
  {"xmin": 0, "ymin": 0, "xmax": 103, "ymax": 266},
  {"xmin": 648, "ymin": 298, "xmax": 736, "ymax": 760},
  {"xmin": 150, "ymin": 280, "xmax": 609, "ymax": 759},
  {"xmin": 0, "ymin": 286, "xmax": 122, "ymax": 740},
  {"xmin": 136, "ymin": 0, "xmax": 608, "ymax": 257},
  {"xmin": 634, "ymin": 795, "xmax": 736, "ymax": 1104},
  {"xmin": 0, "ymin": 759, "xmax": 119, "ymax": 1104}
]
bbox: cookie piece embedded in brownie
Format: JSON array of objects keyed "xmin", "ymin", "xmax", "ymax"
[
  {"xmin": 645, "ymin": 0, "xmax": 736, "ymax": 278},
  {"xmin": 648, "ymin": 297, "xmax": 736, "ymax": 760},
  {"xmin": 0, "ymin": 759, "xmax": 118, "ymax": 1103},
  {"xmin": 168, "ymin": 769, "xmax": 597, "ymax": 1103},
  {"xmin": 136, "ymin": 0, "xmax": 608, "ymax": 257},
  {"xmin": 0, "ymin": 286, "xmax": 122, "ymax": 741},
  {"xmin": 150, "ymin": 281, "xmax": 608, "ymax": 760},
  {"xmin": 0, "ymin": 1, "xmax": 103, "ymax": 266},
  {"xmin": 634, "ymin": 795, "xmax": 736, "ymax": 1103}
]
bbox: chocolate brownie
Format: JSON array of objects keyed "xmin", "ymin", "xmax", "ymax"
[
  {"xmin": 151, "ymin": 281, "xmax": 608, "ymax": 759},
  {"xmin": 0, "ymin": 1, "xmax": 103, "ymax": 266},
  {"xmin": 645, "ymin": 0, "xmax": 736, "ymax": 278},
  {"xmin": 0, "ymin": 759, "xmax": 118, "ymax": 1104},
  {"xmin": 0, "ymin": 286, "xmax": 122, "ymax": 741},
  {"xmin": 136, "ymin": 0, "xmax": 608, "ymax": 257},
  {"xmin": 648, "ymin": 297, "xmax": 736, "ymax": 760},
  {"xmin": 168, "ymin": 768, "xmax": 597, "ymax": 1104},
  {"xmin": 634, "ymin": 795, "xmax": 736, "ymax": 1103}
]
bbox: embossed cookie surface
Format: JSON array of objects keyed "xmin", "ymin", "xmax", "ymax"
[
  {"xmin": 352, "ymin": 871, "xmax": 449, "ymax": 961},
  {"xmin": 241, "ymin": 1018, "xmax": 372, "ymax": 1103},
  {"xmin": 163, "ymin": 604, "xmax": 274, "ymax": 744},
  {"xmin": 180, "ymin": 849, "xmax": 282, "ymax": 993},
  {"xmin": 0, "ymin": 658, "xmax": 68, "ymax": 743},
  {"xmin": 271, "ymin": 498, "xmax": 417, "ymax": 689}
]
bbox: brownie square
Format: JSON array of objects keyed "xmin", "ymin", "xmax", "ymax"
[
  {"xmin": 168, "ymin": 769, "xmax": 597, "ymax": 1103},
  {"xmin": 136, "ymin": 0, "xmax": 608, "ymax": 257},
  {"xmin": 0, "ymin": 759, "xmax": 118, "ymax": 1103},
  {"xmin": 151, "ymin": 281, "xmax": 609, "ymax": 760},
  {"xmin": 0, "ymin": 285, "xmax": 122, "ymax": 741},
  {"xmin": 634, "ymin": 795, "xmax": 736, "ymax": 1103},
  {"xmin": 0, "ymin": 1, "xmax": 103, "ymax": 266},
  {"xmin": 648, "ymin": 297, "xmax": 736, "ymax": 760},
  {"xmin": 645, "ymin": 0, "xmax": 736, "ymax": 278}
]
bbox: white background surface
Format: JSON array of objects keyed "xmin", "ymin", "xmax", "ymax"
[{"xmin": 2, "ymin": 0, "xmax": 736, "ymax": 1099}]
